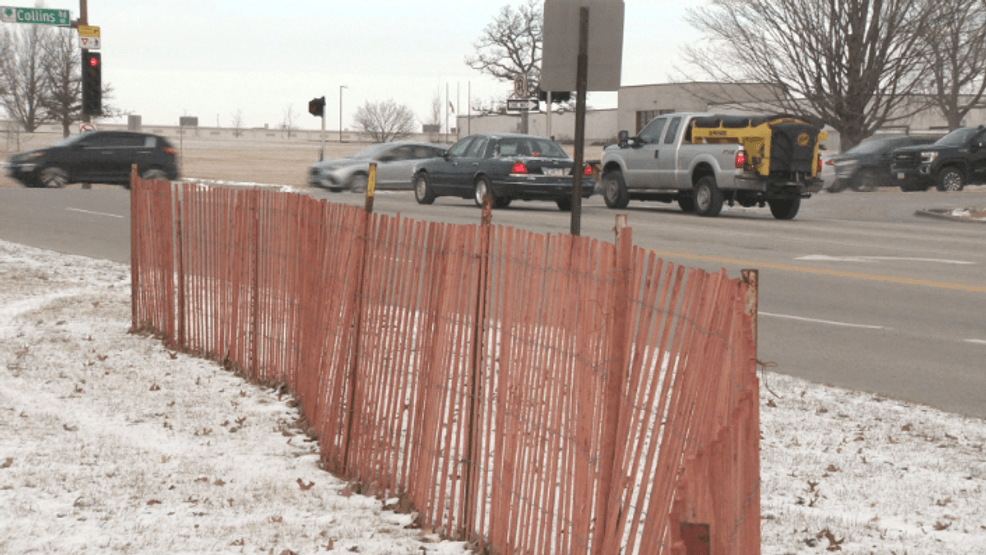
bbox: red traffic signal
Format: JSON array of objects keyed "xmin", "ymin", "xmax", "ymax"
[{"xmin": 82, "ymin": 51, "xmax": 102, "ymax": 115}]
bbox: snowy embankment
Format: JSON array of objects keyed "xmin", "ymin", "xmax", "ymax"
[{"xmin": 1, "ymin": 239, "xmax": 984, "ymax": 554}]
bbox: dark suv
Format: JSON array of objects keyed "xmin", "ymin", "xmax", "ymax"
[
  {"xmin": 7, "ymin": 131, "xmax": 179, "ymax": 188},
  {"xmin": 892, "ymin": 126, "xmax": 986, "ymax": 192},
  {"xmin": 829, "ymin": 135, "xmax": 938, "ymax": 192}
]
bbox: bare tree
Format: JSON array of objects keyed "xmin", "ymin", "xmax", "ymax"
[
  {"xmin": 281, "ymin": 103, "xmax": 297, "ymax": 138},
  {"xmin": 915, "ymin": 0, "xmax": 986, "ymax": 130},
  {"xmin": 684, "ymin": 0, "xmax": 931, "ymax": 150},
  {"xmin": 230, "ymin": 108, "xmax": 245, "ymax": 137},
  {"xmin": 0, "ymin": 25, "xmax": 50, "ymax": 132},
  {"xmin": 352, "ymin": 99, "xmax": 416, "ymax": 143},
  {"xmin": 39, "ymin": 27, "xmax": 80, "ymax": 138},
  {"xmin": 466, "ymin": 0, "xmax": 542, "ymax": 132}
]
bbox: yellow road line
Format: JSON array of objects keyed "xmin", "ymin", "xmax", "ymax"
[{"xmin": 649, "ymin": 251, "xmax": 986, "ymax": 293}]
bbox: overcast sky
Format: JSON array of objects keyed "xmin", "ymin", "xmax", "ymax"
[{"xmin": 48, "ymin": 0, "xmax": 695, "ymax": 131}]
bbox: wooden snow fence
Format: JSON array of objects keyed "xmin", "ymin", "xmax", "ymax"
[{"xmin": 130, "ymin": 174, "xmax": 761, "ymax": 555}]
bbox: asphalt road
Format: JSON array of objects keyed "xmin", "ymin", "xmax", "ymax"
[{"xmin": 2, "ymin": 185, "xmax": 984, "ymax": 418}]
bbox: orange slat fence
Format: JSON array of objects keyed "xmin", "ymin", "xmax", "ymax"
[{"xmin": 129, "ymin": 175, "xmax": 761, "ymax": 555}]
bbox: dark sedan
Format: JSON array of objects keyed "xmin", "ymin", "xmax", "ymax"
[
  {"xmin": 829, "ymin": 135, "xmax": 938, "ymax": 192},
  {"xmin": 411, "ymin": 133, "xmax": 594, "ymax": 211}
]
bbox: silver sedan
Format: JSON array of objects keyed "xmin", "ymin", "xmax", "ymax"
[{"xmin": 308, "ymin": 141, "xmax": 446, "ymax": 192}]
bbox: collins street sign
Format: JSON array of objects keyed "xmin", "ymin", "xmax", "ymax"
[{"xmin": 1, "ymin": 6, "xmax": 71, "ymax": 26}]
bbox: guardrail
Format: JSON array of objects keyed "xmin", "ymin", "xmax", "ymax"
[{"xmin": 130, "ymin": 173, "xmax": 761, "ymax": 554}]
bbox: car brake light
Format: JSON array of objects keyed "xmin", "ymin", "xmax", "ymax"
[
  {"xmin": 584, "ymin": 164, "xmax": 593, "ymax": 176},
  {"xmin": 817, "ymin": 153, "xmax": 822, "ymax": 174},
  {"xmin": 735, "ymin": 149, "xmax": 746, "ymax": 169},
  {"xmin": 163, "ymin": 147, "xmax": 177, "ymax": 155},
  {"xmin": 511, "ymin": 161, "xmax": 528, "ymax": 174}
]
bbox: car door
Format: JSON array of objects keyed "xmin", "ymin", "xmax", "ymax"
[
  {"xmin": 77, "ymin": 132, "xmax": 119, "ymax": 182},
  {"xmin": 970, "ymin": 129, "xmax": 986, "ymax": 182},
  {"xmin": 374, "ymin": 145, "xmax": 414, "ymax": 189},
  {"xmin": 658, "ymin": 116, "xmax": 683, "ymax": 188},
  {"xmin": 623, "ymin": 117, "xmax": 667, "ymax": 188},
  {"xmin": 429, "ymin": 137, "xmax": 474, "ymax": 190},
  {"xmin": 128, "ymin": 135, "xmax": 163, "ymax": 180}
]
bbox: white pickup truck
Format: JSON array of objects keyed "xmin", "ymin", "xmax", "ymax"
[{"xmin": 599, "ymin": 112, "xmax": 826, "ymax": 220}]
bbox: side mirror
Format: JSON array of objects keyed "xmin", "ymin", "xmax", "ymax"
[{"xmin": 618, "ymin": 130, "xmax": 629, "ymax": 148}]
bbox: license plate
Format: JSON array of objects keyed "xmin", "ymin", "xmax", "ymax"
[
  {"xmin": 897, "ymin": 172, "xmax": 905, "ymax": 179},
  {"xmin": 544, "ymin": 168, "xmax": 565, "ymax": 177}
]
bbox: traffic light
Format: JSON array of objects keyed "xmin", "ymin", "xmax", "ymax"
[
  {"xmin": 81, "ymin": 51, "xmax": 102, "ymax": 115},
  {"xmin": 309, "ymin": 96, "xmax": 326, "ymax": 118}
]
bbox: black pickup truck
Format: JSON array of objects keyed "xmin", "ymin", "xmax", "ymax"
[{"xmin": 891, "ymin": 126, "xmax": 986, "ymax": 191}]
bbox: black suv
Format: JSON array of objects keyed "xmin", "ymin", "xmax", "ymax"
[
  {"xmin": 891, "ymin": 126, "xmax": 986, "ymax": 192},
  {"xmin": 7, "ymin": 131, "xmax": 180, "ymax": 188},
  {"xmin": 829, "ymin": 135, "xmax": 938, "ymax": 192}
]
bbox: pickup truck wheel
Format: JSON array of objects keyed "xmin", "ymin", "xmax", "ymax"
[
  {"xmin": 414, "ymin": 173, "xmax": 436, "ymax": 204},
  {"xmin": 768, "ymin": 198, "xmax": 801, "ymax": 220},
  {"xmin": 602, "ymin": 170, "xmax": 630, "ymax": 209},
  {"xmin": 693, "ymin": 176, "xmax": 724, "ymax": 217},
  {"xmin": 936, "ymin": 167, "xmax": 965, "ymax": 192},
  {"xmin": 677, "ymin": 196, "xmax": 695, "ymax": 212}
]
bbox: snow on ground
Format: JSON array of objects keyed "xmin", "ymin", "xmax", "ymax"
[{"xmin": 1, "ymin": 239, "xmax": 984, "ymax": 554}]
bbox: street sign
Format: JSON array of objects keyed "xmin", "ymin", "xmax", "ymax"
[
  {"xmin": 506, "ymin": 98, "xmax": 539, "ymax": 112},
  {"xmin": 1, "ymin": 6, "xmax": 71, "ymax": 26},
  {"xmin": 513, "ymin": 75, "xmax": 528, "ymax": 98},
  {"xmin": 78, "ymin": 25, "xmax": 101, "ymax": 50}
]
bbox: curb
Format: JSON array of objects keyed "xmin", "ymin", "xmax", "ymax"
[{"xmin": 915, "ymin": 208, "xmax": 986, "ymax": 223}]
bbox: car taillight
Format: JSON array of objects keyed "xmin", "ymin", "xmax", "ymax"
[
  {"xmin": 735, "ymin": 149, "xmax": 746, "ymax": 169},
  {"xmin": 584, "ymin": 163, "xmax": 593, "ymax": 176},
  {"xmin": 163, "ymin": 147, "xmax": 177, "ymax": 155},
  {"xmin": 825, "ymin": 157, "xmax": 834, "ymax": 165},
  {"xmin": 511, "ymin": 161, "xmax": 528, "ymax": 175},
  {"xmin": 817, "ymin": 153, "xmax": 822, "ymax": 174}
]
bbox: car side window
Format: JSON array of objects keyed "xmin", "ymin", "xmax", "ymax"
[
  {"xmin": 638, "ymin": 118, "xmax": 666, "ymax": 144},
  {"xmin": 387, "ymin": 146, "xmax": 413, "ymax": 161},
  {"xmin": 465, "ymin": 138, "xmax": 488, "ymax": 158},
  {"xmin": 411, "ymin": 146, "xmax": 437, "ymax": 159},
  {"xmin": 447, "ymin": 138, "xmax": 473, "ymax": 158},
  {"xmin": 144, "ymin": 136, "xmax": 157, "ymax": 148},
  {"xmin": 664, "ymin": 117, "xmax": 682, "ymax": 144}
]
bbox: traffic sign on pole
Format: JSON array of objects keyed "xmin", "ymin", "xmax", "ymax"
[
  {"xmin": 1, "ymin": 6, "xmax": 71, "ymax": 26},
  {"xmin": 78, "ymin": 25, "xmax": 101, "ymax": 50},
  {"xmin": 506, "ymin": 98, "xmax": 539, "ymax": 112}
]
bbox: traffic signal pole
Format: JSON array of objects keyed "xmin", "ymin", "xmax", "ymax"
[{"xmin": 78, "ymin": 0, "xmax": 90, "ymax": 124}]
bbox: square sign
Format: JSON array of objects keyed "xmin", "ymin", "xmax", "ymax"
[
  {"xmin": 78, "ymin": 25, "xmax": 101, "ymax": 50},
  {"xmin": 541, "ymin": 0, "xmax": 625, "ymax": 92}
]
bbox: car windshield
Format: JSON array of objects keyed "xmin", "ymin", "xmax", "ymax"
[
  {"xmin": 843, "ymin": 139, "xmax": 899, "ymax": 155},
  {"xmin": 496, "ymin": 137, "xmax": 568, "ymax": 158},
  {"xmin": 934, "ymin": 128, "xmax": 980, "ymax": 147},
  {"xmin": 349, "ymin": 144, "xmax": 395, "ymax": 159},
  {"xmin": 52, "ymin": 134, "xmax": 90, "ymax": 147}
]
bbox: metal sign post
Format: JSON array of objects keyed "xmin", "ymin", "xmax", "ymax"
[{"xmin": 570, "ymin": 8, "xmax": 589, "ymax": 236}]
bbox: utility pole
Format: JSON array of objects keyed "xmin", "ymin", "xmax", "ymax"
[{"xmin": 339, "ymin": 85, "xmax": 347, "ymax": 143}]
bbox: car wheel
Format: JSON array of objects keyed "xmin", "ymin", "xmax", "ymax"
[
  {"xmin": 693, "ymin": 175, "xmax": 723, "ymax": 217},
  {"xmin": 828, "ymin": 178, "xmax": 847, "ymax": 193},
  {"xmin": 768, "ymin": 198, "xmax": 801, "ymax": 220},
  {"xmin": 39, "ymin": 166, "xmax": 69, "ymax": 188},
  {"xmin": 349, "ymin": 173, "xmax": 368, "ymax": 193},
  {"xmin": 414, "ymin": 173, "xmax": 436, "ymax": 205},
  {"xmin": 936, "ymin": 167, "xmax": 965, "ymax": 192},
  {"xmin": 474, "ymin": 176, "xmax": 494, "ymax": 208},
  {"xmin": 602, "ymin": 170, "xmax": 630, "ymax": 209},
  {"xmin": 851, "ymin": 170, "xmax": 879, "ymax": 192},
  {"xmin": 141, "ymin": 168, "xmax": 168, "ymax": 181},
  {"xmin": 556, "ymin": 197, "xmax": 573, "ymax": 211}
]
